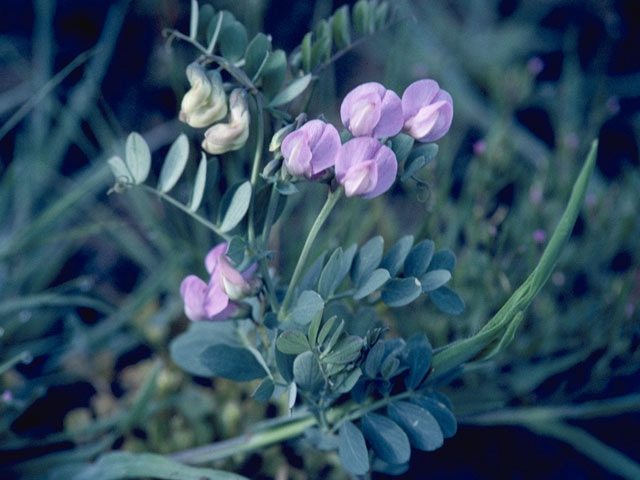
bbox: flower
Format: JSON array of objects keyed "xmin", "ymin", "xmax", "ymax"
[
  {"xmin": 281, "ymin": 120, "xmax": 341, "ymax": 179},
  {"xmin": 340, "ymin": 82, "xmax": 403, "ymax": 138},
  {"xmin": 335, "ymin": 137, "xmax": 397, "ymax": 198},
  {"xmin": 402, "ymin": 79, "xmax": 453, "ymax": 143},
  {"xmin": 179, "ymin": 62, "xmax": 228, "ymax": 128},
  {"xmin": 202, "ymin": 89, "xmax": 250, "ymax": 154},
  {"xmin": 180, "ymin": 243, "xmax": 258, "ymax": 321}
]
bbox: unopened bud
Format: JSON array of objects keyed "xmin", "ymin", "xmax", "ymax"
[
  {"xmin": 202, "ymin": 89, "xmax": 250, "ymax": 154},
  {"xmin": 179, "ymin": 62, "xmax": 228, "ymax": 128},
  {"xmin": 269, "ymin": 123, "xmax": 295, "ymax": 152}
]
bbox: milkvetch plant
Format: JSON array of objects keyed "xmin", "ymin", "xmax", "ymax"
[{"xmin": 103, "ymin": 0, "xmax": 598, "ymax": 476}]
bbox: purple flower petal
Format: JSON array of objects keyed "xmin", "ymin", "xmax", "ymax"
[
  {"xmin": 309, "ymin": 122, "xmax": 340, "ymax": 174},
  {"xmin": 335, "ymin": 137, "xmax": 382, "ymax": 183},
  {"xmin": 373, "ymin": 89, "xmax": 403, "ymax": 138},
  {"xmin": 363, "ymin": 144, "xmax": 397, "ymax": 199},
  {"xmin": 401, "ymin": 79, "xmax": 440, "ymax": 119},
  {"xmin": 180, "ymin": 275, "xmax": 208, "ymax": 321},
  {"xmin": 342, "ymin": 160, "xmax": 378, "ymax": 197},
  {"xmin": 203, "ymin": 281, "xmax": 230, "ymax": 318},
  {"xmin": 282, "ymin": 129, "xmax": 313, "ymax": 177},
  {"xmin": 205, "ymin": 242, "xmax": 229, "ymax": 274},
  {"xmin": 402, "ymin": 79, "xmax": 453, "ymax": 143}
]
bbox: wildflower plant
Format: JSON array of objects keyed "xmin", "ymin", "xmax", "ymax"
[{"xmin": 103, "ymin": 0, "xmax": 598, "ymax": 477}]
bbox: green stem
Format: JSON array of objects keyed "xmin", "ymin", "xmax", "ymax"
[
  {"xmin": 139, "ymin": 184, "xmax": 231, "ymax": 241},
  {"xmin": 430, "ymin": 140, "xmax": 598, "ymax": 378},
  {"xmin": 247, "ymin": 94, "xmax": 265, "ymax": 249},
  {"xmin": 278, "ymin": 187, "xmax": 343, "ymax": 319},
  {"xmin": 169, "ymin": 415, "xmax": 317, "ymax": 464}
]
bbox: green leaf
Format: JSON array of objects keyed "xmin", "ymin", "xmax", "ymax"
[
  {"xmin": 352, "ymin": 236, "xmax": 384, "ymax": 286},
  {"xmin": 299, "ymin": 251, "xmax": 327, "ymax": 293},
  {"xmin": 403, "ymin": 239, "xmax": 435, "ymax": 278},
  {"xmin": 308, "ymin": 307, "xmax": 323, "ymax": 347},
  {"xmin": 322, "ymin": 318, "xmax": 344, "ymax": 353},
  {"xmin": 401, "ymin": 144, "xmax": 438, "ymax": 181},
  {"xmin": 207, "ymin": 11, "xmax": 235, "ymax": 51},
  {"xmin": 219, "ymin": 20, "xmax": 248, "ymax": 62},
  {"xmin": 188, "ymin": 152, "xmax": 207, "ymax": 211},
  {"xmin": 430, "ymin": 286, "xmax": 465, "ymax": 315},
  {"xmin": 125, "ymin": 132, "xmax": 151, "ymax": 184},
  {"xmin": 301, "ymin": 32, "xmax": 312, "ymax": 72},
  {"xmin": 55, "ymin": 452, "xmax": 247, "ymax": 480},
  {"xmin": 334, "ymin": 367, "xmax": 362, "ymax": 393},
  {"xmin": 107, "ymin": 156, "xmax": 132, "ymax": 184},
  {"xmin": 225, "ymin": 236, "xmax": 245, "ymax": 266},
  {"xmin": 219, "ymin": 181, "xmax": 252, "ymax": 232},
  {"xmin": 361, "ymin": 413, "xmax": 411, "ymax": 465},
  {"xmin": 380, "ymin": 235, "xmax": 414, "ymax": 277},
  {"xmin": 251, "ymin": 377, "xmax": 275, "ymax": 403},
  {"xmin": 419, "ymin": 269, "xmax": 451, "ymax": 292},
  {"xmin": 317, "ymin": 315, "xmax": 337, "ymax": 347},
  {"xmin": 332, "ymin": 5, "xmax": 351, "ymax": 49},
  {"xmin": 381, "ymin": 277, "xmax": 422, "ymax": 307},
  {"xmin": 403, "ymin": 334, "xmax": 432, "ymax": 389},
  {"xmin": 200, "ymin": 344, "xmax": 267, "ymax": 381},
  {"xmin": 269, "ymin": 73, "xmax": 312, "ymax": 107},
  {"xmin": 275, "ymin": 349, "xmax": 295, "ymax": 383},
  {"xmin": 261, "ymin": 49, "xmax": 287, "ymax": 100},
  {"xmin": 169, "ymin": 322, "xmax": 240, "ymax": 377},
  {"xmin": 387, "ymin": 401, "xmax": 443, "ymax": 451},
  {"xmin": 293, "ymin": 351, "xmax": 324, "ymax": 392},
  {"xmin": 323, "ymin": 336, "xmax": 363, "ymax": 364},
  {"xmin": 318, "ymin": 248, "xmax": 344, "ymax": 298},
  {"xmin": 353, "ymin": 0, "xmax": 372, "ymax": 36},
  {"xmin": 354, "ymin": 268, "xmax": 390, "ymax": 300},
  {"xmin": 391, "ymin": 134, "xmax": 414, "ymax": 163},
  {"xmin": 157, "ymin": 134, "xmax": 189, "ymax": 193},
  {"xmin": 374, "ymin": 1, "xmax": 390, "ymax": 29},
  {"xmin": 412, "ymin": 396, "xmax": 457, "ymax": 438},
  {"xmin": 339, "ymin": 421, "xmax": 370, "ymax": 475},
  {"xmin": 428, "ymin": 249, "xmax": 456, "ymax": 273},
  {"xmin": 287, "ymin": 381, "xmax": 297, "ymax": 410},
  {"xmin": 244, "ymin": 33, "xmax": 272, "ymax": 80},
  {"xmin": 290, "ymin": 290, "xmax": 324, "ymax": 325},
  {"xmin": 310, "ymin": 26, "xmax": 331, "ymax": 69},
  {"xmin": 364, "ymin": 340, "xmax": 385, "ymax": 377},
  {"xmin": 276, "ymin": 330, "xmax": 311, "ymax": 355}
]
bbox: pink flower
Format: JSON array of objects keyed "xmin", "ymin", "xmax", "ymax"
[
  {"xmin": 180, "ymin": 243, "xmax": 258, "ymax": 321},
  {"xmin": 340, "ymin": 82, "xmax": 403, "ymax": 138},
  {"xmin": 335, "ymin": 137, "xmax": 397, "ymax": 198},
  {"xmin": 533, "ymin": 229, "xmax": 547, "ymax": 244},
  {"xmin": 281, "ymin": 120, "xmax": 341, "ymax": 179},
  {"xmin": 402, "ymin": 79, "xmax": 453, "ymax": 143}
]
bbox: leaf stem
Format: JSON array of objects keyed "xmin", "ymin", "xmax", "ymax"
[
  {"xmin": 278, "ymin": 187, "xmax": 343, "ymax": 319},
  {"xmin": 247, "ymin": 94, "xmax": 265, "ymax": 249},
  {"xmin": 139, "ymin": 184, "xmax": 231, "ymax": 241}
]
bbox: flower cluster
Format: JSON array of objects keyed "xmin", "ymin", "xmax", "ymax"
[
  {"xmin": 282, "ymin": 79, "xmax": 453, "ymax": 198},
  {"xmin": 180, "ymin": 243, "xmax": 259, "ymax": 322},
  {"xmin": 179, "ymin": 62, "xmax": 250, "ymax": 155}
]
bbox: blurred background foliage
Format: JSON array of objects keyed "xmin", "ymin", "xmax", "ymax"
[{"xmin": 0, "ymin": 0, "xmax": 639, "ymax": 478}]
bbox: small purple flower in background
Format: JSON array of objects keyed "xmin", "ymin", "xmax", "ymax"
[
  {"xmin": 473, "ymin": 140, "xmax": 487, "ymax": 155},
  {"xmin": 335, "ymin": 137, "xmax": 397, "ymax": 198},
  {"xmin": 340, "ymin": 82, "xmax": 403, "ymax": 138},
  {"xmin": 529, "ymin": 186, "xmax": 543, "ymax": 205},
  {"xmin": 533, "ymin": 229, "xmax": 547, "ymax": 244},
  {"xmin": 402, "ymin": 79, "xmax": 453, "ymax": 143},
  {"xmin": 180, "ymin": 243, "xmax": 258, "ymax": 321},
  {"xmin": 527, "ymin": 56, "xmax": 544, "ymax": 76},
  {"xmin": 281, "ymin": 120, "xmax": 341, "ymax": 179}
]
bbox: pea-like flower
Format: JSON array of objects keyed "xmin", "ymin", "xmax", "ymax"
[
  {"xmin": 180, "ymin": 243, "xmax": 258, "ymax": 321},
  {"xmin": 281, "ymin": 120, "xmax": 341, "ymax": 179},
  {"xmin": 179, "ymin": 62, "xmax": 228, "ymax": 128},
  {"xmin": 335, "ymin": 137, "xmax": 397, "ymax": 198},
  {"xmin": 402, "ymin": 79, "xmax": 453, "ymax": 143},
  {"xmin": 340, "ymin": 82, "xmax": 403, "ymax": 138},
  {"xmin": 202, "ymin": 89, "xmax": 250, "ymax": 154}
]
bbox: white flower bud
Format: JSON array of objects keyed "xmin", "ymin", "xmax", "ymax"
[
  {"xmin": 179, "ymin": 63, "xmax": 228, "ymax": 128},
  {"xmin": 201, "ymin": 89, "xmax": 250, "ymax": 154}
]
